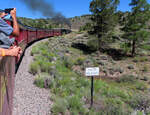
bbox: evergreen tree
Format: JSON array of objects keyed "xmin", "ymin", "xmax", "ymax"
[
  {"xmin": 122, "ymin": 0, "xmax": 150, "ymax": 56},
  {"xmin": 89, "ymin": 0, "xmax": 120, "ymax": 48}
]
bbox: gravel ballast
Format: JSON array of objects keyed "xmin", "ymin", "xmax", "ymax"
[{"xmin": 13, "ymin": 40, "xmax": 52, "ymax": 115}]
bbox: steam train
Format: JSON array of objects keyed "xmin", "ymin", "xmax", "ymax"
[
  {"xmin": 8, "ymin": 19, "xmax": 71, "ymax": 50},
  {"xmin": 0, "ymin": 19, "xmax": 71, "ymax": 115}
]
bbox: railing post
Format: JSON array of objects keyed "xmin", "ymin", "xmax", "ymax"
[{"xmin": 0, "ymin": 57, "xmax": 15, "ymax": 115}]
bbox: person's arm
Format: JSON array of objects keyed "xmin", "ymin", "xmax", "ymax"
[{"xmin": 10, "ymin": 8, "xmax": 19, "ymax": 37}]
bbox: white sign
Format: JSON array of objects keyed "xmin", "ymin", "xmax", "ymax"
[{"xmin": 85, "ymin": 67, "xmax": 99, "ymax": 76}]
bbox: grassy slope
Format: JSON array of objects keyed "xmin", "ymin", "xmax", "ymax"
[{"xmin": 29, "ymin": 32, "xmax": 150, "ymax": 115}]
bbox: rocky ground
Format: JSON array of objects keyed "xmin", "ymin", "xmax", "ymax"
[{"xmin": 13, "ymin": 39, "xmax": 52, "ymax": 115}]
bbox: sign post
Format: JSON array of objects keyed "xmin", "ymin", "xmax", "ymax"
[
  {"xmin": 91, "ymin": 76, "xmax": 94, "ymax": 107},
  {"xmin": 85, "ymin": 67, "xmax": 99, "ymax": 108}
]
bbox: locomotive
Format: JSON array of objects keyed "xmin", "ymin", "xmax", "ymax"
[{"xmin": 0, "ymin": 19, "xmax": 71, "ymax": 115}]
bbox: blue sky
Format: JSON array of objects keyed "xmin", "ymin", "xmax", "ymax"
[{"xmin": 1, "ymin": 0, "xmax": 132, "ymax": 19}]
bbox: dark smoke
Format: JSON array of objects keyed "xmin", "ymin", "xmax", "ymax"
[
  {"xmin": 19, "ymin": 0, "xmax": 71, "ymax": 27},
  {"xmin": 20, "ymin": 0, "xmax": 55, "ymax": 17},
  {"xmin": 51, "ymin": 13, "xmax": 71, "ymax": 27}
]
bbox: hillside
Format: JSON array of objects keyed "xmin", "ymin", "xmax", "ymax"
[
  {"xmin": 29, "ymin": 31, "xmax": 150, "ymax": 114},
  {"xmin": 69, "ymin": 15, "xmax": 91, "ymax": 30},
  {"xmin": 18, "ymin": 14, "xmax": 91, "ymax": 30}
]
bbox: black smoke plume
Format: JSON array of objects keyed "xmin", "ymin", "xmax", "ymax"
[
  {"xmin": 51, "ymin": 13, "xmax": 71, "ymax": 28},
  {"xmin": 20, "ymin": 0, "xmax": 55, "ymax": 17},
  {"xmin": 19, "ymin": 0, "xmax": 71, "ymax": 27}
]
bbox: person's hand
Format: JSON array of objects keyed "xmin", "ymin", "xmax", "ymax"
[
  {"xmin": 6, "ymin": 46, "xmax": 22, "ymax": 57},
  {"xmin": 9, "ymin": 47, "xmax": 20, "ymax": 57},
  {"xmin": 11, "ymin": 46, "xmax": 22, "ymax": 62},
  {"xmin": 10, "ymin": 8, "xmax": 16, "ymax": 19},
  {"xmin": 17, "ymin": 46, "xmax": 22, "ymax": 62}
]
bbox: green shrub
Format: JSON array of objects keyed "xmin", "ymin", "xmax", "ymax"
[
  {"xmin": 67, "ymin": 96, "xmax": 85, "ymax": 113},
  {"xmin": 103, "ymin": 98, "xmax": 132, "ymax": 115},
  {"xmin": 140, "ymin": 57, "xmax": 148, "ymax": 62},
  {"xmin": 116, "ymin": 68, "xmax": 124, "ymax": 73},
  {"xmin": 29, "ymin": 61, "xmax": 40, "ymax": 75},
  {"xmin": 99, "ymin": 61, "xmax": 106, "ymax": 66},
  {"xmin": 34, "ymin": 74, "xmax": 45, "ymax": 88},
  {"xmin": 133, "ymin": 56, "xmax": 148, "ymax": 62},
  {"xmin": 31, "ymin": 46, "xmax": 40, "ymax": 56},
  {"xmin": 40, "ymin": 61, "xmax": 53, "ymax": 73},
  {"xmin": 79, "ymin": 23, "xmax": 92, "ymax": 32},
  {"xmin": 135, "ymin": 82, "xmax": 147, "ymax": 90},
  {"xmin": 77, "ymin": 77, "xmax": 89, "ymax": 87},
  {"xmin": 94, "ymin": 80, "xmax": 105, "ymax": 92},
  {"xmin": 141, "ymin": 44, "xmax": 150, "ymax": 50},
  {"xmin": 129, "ymin": 93, "xmax": 150, "ymax": 111},
  {"xmin": 63, "ymin": 56, "xmax": 74, "ymax": 69},
  {"xmin": 109, "ymin": 67, "xmax": 124, "ymax": 73},
  {"xmin": 34, "ymin": 73, "xmax": 52, "ymax": 88},
  {"xmin": 132, "ymin": 58, "xmax": 138, "ymax": 63},
  {"xmin": 101, "ymin": 86, "xmax": 129, "ymax": 99},
  {"xmin": 116, "ymin": 75, "xmax": 136, "ymax": 83},
  {"xmin": 87, "ymin": 36, "xmax": 100, "ymax": 51},
  {"xmin": 142, "ymin": 66, "xmax": 148, "ymax": 72},
  {"xmin": 120, "ymin": 42, "xmax": 131, "ymax": 54},
  {"xmin": 33, "ymin": 56, "xmax": 54, "ymax": 73},
  {"xmin": 74, "ymin": 56, "xmax": 85, "ymax": 65},
  {"xmin": 51, "ymin": 98, "xmax": 68, "ymax": 115},
  {"xmin": 140, "ymin": 76, "xmax": 149, "ymax": 81},
  {"xmin": 127, "ymin": 65, "xmax": 134, "ymax": 69}
]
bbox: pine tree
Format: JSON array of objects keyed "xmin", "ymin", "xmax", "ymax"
[
  {"xmin": 89, "ymin": 0, "xmax": 120, "ymax": 48},
  {"xmin": 122, "ymin": 0, "xmax": 150, "ymax": 56}
]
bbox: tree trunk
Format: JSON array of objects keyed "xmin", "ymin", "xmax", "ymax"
[{"xmin": 131, "ymin": 40, "xmax": 136, "ymax": 56}]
